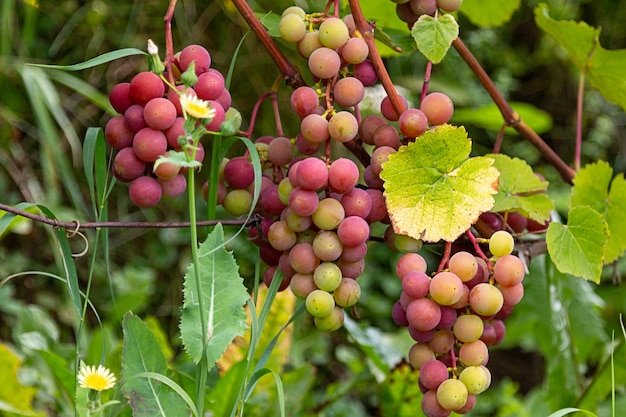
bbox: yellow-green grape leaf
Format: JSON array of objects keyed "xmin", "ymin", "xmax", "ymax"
[
  {"xmin": 0, "ymin": 343, "xmax": 40, "ymax": 416},
  {"xmin": 570, "ymin": 161, "xmax": 626, "ymax": 263},
  {"xmin": 411, "ymin": 14, "xmax": 459, "ymax": 64},
  {"xmin": 460, "ymin": 0, "xmax": 521, "ymax": 28},
  {"xmin": 488, "ymin": 153, "xmax": 553, "ymax": 223},
  {"xmin": 535, "ymin": 4, "xmax": 626, "ymax": 112},
  {"xmin": 546, "ymin": 206, "xmax": 608, "ymax": 283},
  {"xmin": 381, "ymin": 125, "xmax": 500, "ymax": 243}
]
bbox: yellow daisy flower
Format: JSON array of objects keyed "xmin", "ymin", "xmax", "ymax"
[
  {"xmin": 77, "ymin": 364, "xmax": 116, "ymax": 392},
  {"xmin": 180, "ymin": 94, "xmax": 216, "ymax": 120}
]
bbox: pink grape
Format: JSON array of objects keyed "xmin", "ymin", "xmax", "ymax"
[
  {"xmin": 401, "ymin": 270, "xmax": 430, "ymax": 299},
  {"xmin": 289, "ymin": 242, "xmax": 320, "ymax": 274},
  {"xmin": 205, "ymin": 100, "xmax": 225, "ymax": 132},
  {"xmin": 195, "ymin": 70, "xmax": 225, "ymax": 100},
  {"xmin": 113, "ymin": 147, "xmax": 146, "ymax": 182},
  {"xmin": 406, "ymin": 298, "xmax": 441, "ymax": 331},
  {"xmin": 333, "ymin": 277, "xmax": 361, "ymax": 307},
  {"xmin": 340, "ymin": 188, "xmax": 372, "ymax": 218},
  {"xmin": 295, "ymin": 132, "xmax": 320, "ymax": 155},
  {"xmin": 129, "ymin": 71, "xmax": 164, "ymax": 106},
  {"xmin": 448, "ymin": 251, "xmax": 479, "ymax": 282},
  {"xmin": 364, "ymin": 189, "xmax": 387, "ymax": 223},
  {"xmin": 179, "ymin": 44, "xmax": 211, "ymax": 75},
  {"xmin": 333, "ymin": 77, "xmax": 365, "ymax": 107},
  {"xmin": 143, "ymin": 97, "xmax": 177, "ymax": 130},
  {"xmin": 159, "ymin": 174, "xmax": 186, "ymax": 199},
  {"xmin": 129, "ymin": 176, "xmax": 162, "ymax": 208},
  {"xmin": 392, "ymin": 301, "xmax": 409, "ymax": 326},
  {"xmin": 290, "ymin": 272, "xmax": 317, "ymax": 299},
  {"xmin": 328, "ymin": 158, "xmax": 359, "ymax": 194},
  {"xmin": 267, "ymin": 136, "xmax": 294, "ymax": 166},
  {"xmin": 408, "ymin": 342, "xmax": 436, "ymax": 370},
  {"xmin": 410, "ymin": 0, "xmax": 438, "ymax": 16},
  {"xmin": 372, "ymin": 124, "xmax": 402, "ymax": 149},
  {"xmin": 223, "ymin": 156, "xmax": 254, "ymax": 189},
  {"xmin": 419, "ymin": 359, "xmax": 449, "ymax": 390},
  {"xmin": 421, "ymin": 92, "xmax": 454, "ymax": 125},
  {"xmin": 328, "ymin": 111, "xmax": 358, "ymax": 143},
  {"xmin": 395, "ymin": 252, "xmax": 428, "ymax": 279},
  {"xmin": 429, "ymin": 330, "xmax": 455, "ymax": 354},
  {"xmin": 340, "ymin": 242, "xmax": 367, "ymax": 263},
  {"xmin": 353, "ymin": 59, "xmax": 377, "ymax": 86},
  {"xmin": 493, "ymin": 254, "xmax": 525, "ymax": 286},
  {"xmin": 380, "ymin": 95, "xmax": 408, "ymax": 121},
  {"xmin": 164, "ymin": 117, "xmax": 186, "ymax": 149},
  {"xmin": 469, "ymin": 283, "xmax": 504, "ymax": 317},
  {"xmin": 124, "ymin": 104, "xmax": 148, "ymax": 132},
  {"xmin": 109, "ymin": 82, "xmax": 134, "ymax": 114},
  {"xmin": 105, "ymin": 116, "xmax": 134, "ymax": 150},
  {"xmin": 337, "ymin": 257, "xmax": 365, "ymax": 279},
  {"xmin": 295, "ymin": 157, "xmax": 328, "ymax": 190},
  {"xmin": 370, "ymin": 145, "xmax": 396, "ymax": 176},
  {"xmin": 337, "ymin": 216, "xmax": 370, "ymax": 247},
  {"xmin": 301, "ymin": 113, "xmax": 330, "ymax": 144},
  {"xmin": 308, "ymin": 47, "xmax": 341, "ymax": 79},
  {"xmin": 133, "ymin": 128, "xmax": 167, "ymax": 162},
  {"xmin": 153, "ymin": 151, "xmax": 180, "ymax": 180},
  {"xmin": 429, "ymin": 271, "xmax": 464, "ymax": 306},
  {"xmin": 290, "ymin": 86, "xmax": 319, "ymax": 117},
  {"xmin": 421, "ymin": 389, "xmax": 451, "ymax": 417},
  {"xmin": 312, "ymin": 230, "xmax": 343, "ymax": 261},
  {"xmin": 341, "ymin": 37, "xmax": 369, "ymax": 64},
  {"xmin": 498, "ymin": 282, "xmax": 524, "ymax": 306},
  {"xmin": 459, "ymin": 339, "xmax": 489, "ymax": 367},
  {"xmin": 399, "ymin": 108, "xmax": 429, "ymax": 138},
  {"xmin": 358, "ymin": 115, "xmax": 387, "ymax": 145}
]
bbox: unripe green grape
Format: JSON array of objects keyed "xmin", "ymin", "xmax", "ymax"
[
  {"xmin": 314, "ymin": 306, "xmax": 345, "ymax": 331},
  {"xmin": 282, "ymin": 6, "xmax": 306, "ymax": 18},
  {"xmin": 318, "ymin": 17, "xmax": 349, "ymax": 49},
  {"xmin": 223, "ymin": 189, "xmax": 253, "ymax": 216},
  {"xmin": 438, "ymin": 0, "xmax": 463, "ymax": 13},
  {"xmin": 313, "ymin": 262, "xmax": 343, "ymax": 292},
  {"xmin": 333, "ymin": 277, "xmax": 361, "ymax": 307},
  {"xmin": 469, "ymin": 283, "xmax": 504, "ymax": 317},
  {"xmin": 306, "ymin": 289, "xmax": 335, "ymax": 318},
  {"xmin": 459, "ymin": 365, "xmax": 491, "ymax": 395},
  {"xmin": 394, "ymin": 232, "xmax": 423, "ymax": 253},
  {"xmin": 489, "ymin": 230, "xmax": 515, "ymax": 257},
  {"xmin": 436, "ymin": 378, "xmax": 468, "ymax": 411},
  {"xmin": 278, "ymin": 177, "xmax": 294, "ymax": 205},
  {"xmin": 452, "ymin": 314, "xmax": 484, "ymax": 343},
  {"xmin": 279, "ymin": 13, "xmax": 306, "ymax": 43},
  {"xmin": 328, "ymin": 111, "xmax": 359, "ymax": 143},
  {"xmin": 312, "ymin": 197, "xmax": 345, "ymax": 230},
  {"xmin": 312, "ymin": 230, "xmax": 343, "ymax": 261},
  {"xmin": 297, "ymin": 31, "xmax": 323, "ymax": 58}
]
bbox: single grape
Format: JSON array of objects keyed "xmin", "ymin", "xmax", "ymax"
[
  {"xmin": 333, "ymin": 277, "xmax": 361, "ymax": 307},
  {"xmin": 469, "ymin": 283, "xmax": 504, "ymax": 317},
  {"xmin": 262, "ymin": 265, "xmax": 290, "ymax": 292},
  {"xmin": 164, "ymin": 117, "xmax": 185, "ymax": 149},
  {"xmin": 337, "ymin": 216, "xmax": 370, "ymax": 247},
  {"xmin": 305, "ymin": 289, "xmax": 335, "ymax": 318},
  {"xmin": 406, "ymin": 298, "xmax": 441, "ymax": 331},
  {"xmin": 341, "ymin": 37, "xmax": 369, "ymax": 64},
  {"xmin": 194, "ymin": 70, "xmax": 225, "ymax": 101},
  {"xmin": 438, "ymin": 0, "xmax": 463, "ymax": 13},
  {"xmin": 396, "ymin": 252, "xmax": 428, "ymax": 279},
  {"xmin": 328, "ymin": 158, "xmax": 359, "ymax": 194},
  {"xmin": 436, "ymin": 378, "xmax": 468, "ymax": 411},
  {"xmin": 489, "ymin": 230, "xmax": 515, "ymax": 257},
  {"xmin": 153, "ymin": 151, "xmax": 180, "ymax": 180},
  {"xmin": 429, "ymin": 271, "xmax": 464, "ymax": 306},
  {"xmin": 278, "ymin": 13, "xmax": 306, "ymax": 43},
  {"xmin": 318, "ymin": 17, "xmax": 349, "ymax": 49},
  {"xmin": 411, "ymin": 0, "xmax": 438, "ymax": 16},
  {"xmin": 143, "ymin": 97, "xmax": 177, "ymax": 130},
  {"xmin": 505, "ymin": 211, "xmax": 528, "ymax": 233},
  {"xmin": 370, "ymin": 145, "xmax": 396, "ymax": 176},
  {"xmin": 340, "ymin": 241, "xmax": 367, "ymax": 263},
  {"xmin": 105, "ymin": 116, "xmax": 134, "ymax": 150},
  {"xmin": 437, "ymin": 306, "xmax": 457, "ymax": 330},
  {"xmin": 312, "ymin": 197, "xmax": 345, "ymax": 231},
  {"xmin": 109, "ymin": 82, "xmax": 134, "ymax": 114},
  {"xmin": 179, "ymin": 44, "xmax": 211, "ymax": 75},
  {"xmin": 129, "ymin": 71, "xmax": 165, "ymax": 106},
  {"xmin": 295, "ymin": 157, "xmax": 329, "ymax": 190},
  {"xmin": 398, "ymin": 108, "xmax": 429, "ymax": 138},
  {"xmin": 301, "ymin": 113, "xmax": 330, "ymax": 144},
  {"xmin": 337, "ymin": 257, "xmax": 365, "ymax": 279},
  {"xmin": 380, "ymin": 95, "xmax": 408, "ymax": 121},
  {"xmin": 458, "ymin": 365, "xmax": 491, "ymax": 395},
  {"xmin": 313, "ymin": 262, "xmax": 343, "ymax": 292},
  {"xmin": 458, "ymin": 339, "xmax": 489, "ymax": 366},
  {"xmin": 297, "ymin": 31, "xmax": 323, "ymax": 58},
  {"xmin": 259, "ymin": 184, "xmax": 287, "ymax": 217},
  {"xmin": 372, "ymin": 124, "xmax": 402, "ymax": 149},
  {"xmin": 497, "ymin": 282, "xmax": 524, "ymax": 306},
  {"xmin": 340, "ymin": 188, "xmax": 372, "ymax": 219},
  {"xmin": 133, "ymin": 128, "xmax": 167, "ymax": 162},
  {"xmin": 365, "ymin": 188, "xmax": 388, "ymax": 222},
  {"xmin": 448, "ymin": 251, "xmax": 478, "ymax": 282},
  {"xmin": 159, "ymin": 174, "xmax": 187, "ymax": 199},
  {"xmin": 290, "ymin": 272, "xmax": 317, "ymax": 299},
  {"xmin": 409, "ymin": 326, "xmax": 436, "ymax": 343},
  {"xmin": 312, "ymin": 230, "xmax": 343, "ymax": 261},
  {"xmin": 328, "ymin": 111, "xmax": 358, "ymax": 143},
  {"xmin": 333, "ymin": 77, "xmax": 365, "ymax": 108},
  {"xmin": 295, "ymin": 132, "xmax": 320, "ymax": 155},
  {"xmin": 396, "ymin": 3, "xmax": 419, "ymax": 25},
  {"xmin": 408, "ymin": 342, "xmax": 436, "ymax": 370},
  {"xmin": 291, "ymin": 86, "xmax": 319, "ymax": 117},
  {"xmin": 358, "ymin": 115, "xmax": 387, "ymax": 145},
  {"xmin": 401, "ymin": 270, "xmax": 430, "ymax": 299},
  {"xmin": 222, "ymin": 189, "xmax": 253, "ymax": 216},
  {"xmin": 267, "ymin": 220, "xmax": 297, "ymax": 251},
  {"xmin": 123, "ymin": 104, "xmax": 148, "ymax": 132},
  {"xmin": 204, "ymin": 100, "xmax": 226, "ymax": 132},
  {"xmin": 453, "ymin": 314, "xmax": 484, "ymax": 343},
  {"xmin": 429, "ymin": 329, "xmax": 455, "ymax": 354},
  {"xmin": 289, "ymin": 242, "xmax": 320, "ymax": 274},
  {"xmin": 419, "ymin": 359, "xmax": 449, "ymax": 391},
  {"xmin": 113, "ymin": 147, "xmax": 146, "ymax": 182},
  {"xmin": 281, "ymin": 5, "xmax": 306, "ymax": 18},
  {"xmin": 421, "ymin": 92, "xmax": 454, "ymax": 125},
  {"xmin": 421, "ymin": 389, "xmax": 452, "ymax": 417},
  {"xmin": 129, "ymin": 176, "xmax": 162, "ymax": 208},
  {"xmin": 223, "ymin": 156, "xmax": 254, "ymax": 189},
  {"xmin": 392, "ymin": 300, "xmax": 410, "ymax": 326},
  {"xmin": 493, "ymin": 254, "xmax": 525, "ymax": 286},
  {"xmin": 308, "ymin": 47, "xmax": 341, "ymax": 79},
  {"xmin": 267, "ymin": 136, "xmax": 294, "ymax": 166},
  {"xmin": 353, "ymin": 59, "xmax": 378, "ymax": 86}
]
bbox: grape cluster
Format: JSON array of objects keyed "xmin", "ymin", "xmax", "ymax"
[
  {"xmin": 393, "ymin": 0, "xmax": 463, "ymax": 28},
  {"xmin": 392, "ymin": 230, "xmax": 525, "ymax": 416},
  {"xmin": 104, "ymin": 44, "xmax": 231, "ymax": 207}
]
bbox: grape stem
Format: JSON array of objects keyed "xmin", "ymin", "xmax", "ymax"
[
  {"xmin": 163, "ymin": 0, "xmax": 177, "ymax": 86},
  {"xmin": 420, "ymin": 61, "xmax": 433, "ymax": 104},
  {"xmin": 452, "ymin": 37, "xmax": 576, "ymax": 184},
  {"xmin": 242, "ymin": 90, "xmax": 279, "ymax": 138},
  {"xmin": 465, "ymin": 230, "xmax": 492, "ymax": 266},
  {"xmin": 230, "ymin": 0, "xmax": 306, "ymax": 89},
  {"xmin": 436, "ymin": 241, "xmax": 453, "ymax": 273}
]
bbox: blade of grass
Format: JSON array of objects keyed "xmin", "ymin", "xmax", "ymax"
[{"xmin": 27, "ymin": 48, "xmax": 147, "ymax": 71}]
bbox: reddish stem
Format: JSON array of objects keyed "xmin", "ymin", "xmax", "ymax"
[
  {"xmin": 465, "ymin": 230, "xmax": 491, "ymax": 265},
  {"xmin": 436, "ymin": 241, "xmax": 453, "ymax": 273},
  {"xmin": 492, "ymin": 123, "xmax": 506, "ymax": 154},
  {"xmin": 163, "ymin": 0, "xmax": 177, "ymax": 86},
  {"xmin": 452, "ymin": 37, "xmax": 576, "ymax": 184},
  {"xmin": 420, "ymin": 61, "xmax": 433, "ymax": 104},
  {"xmin": 230, "ymin": 0, "xmax": 305, "ymax": 89},
  {"xmin": 348, "ymin": 0, "xmax": 406, "ymax": 116},
  {"xmin": 242, "ymin": 91, "xmax": 276, "ymax": 138}
]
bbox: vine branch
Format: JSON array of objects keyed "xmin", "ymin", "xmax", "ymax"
[{"xmin": 452, "ymin": 37, "xmax": 576, "ymax": 184}]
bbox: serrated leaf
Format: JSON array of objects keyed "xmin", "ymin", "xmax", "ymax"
[
  {"xmin": 0, "ymin": 343, "xmax": 40, "ymax": 416},
  {"xmin": 379, "ymin": 363, "xmax": 422, "ymax": 417},
  {"xmin": 571, "ymin": 161, "xmax": 626, "ymax": 263},
  {"xmin": 452, "ymin": 101, "xmax": 553, "ymax": 134},
  {"xmin": 374, "ymin": 27, "xmax": 416, "ymax": 55},
  {"xmin": 488, "ymin": 153, "xmax": 553, "ymax": 222},
  {"xmin": 180, "ymin": 224, "xmax": 249, "ymax": 366},
  {"xmin": 460, "ymin": 0, "xmax": 521, "ymax": 28},
  {"xmin": 153, "ymin": 150, "xmax": 201, "ymax": 172},
  {"xmin": 381, "ymin": 125, "xmax": 499, "ymax": 243},
  {"xmin": 411, "ymin": 14, "xmax": 459, "ymax": 64},
  {"xmin": 535, "ymin": 4, "xmax": 626, "ymax": 112},
  {"xmin": 121, "ymin": 313, "xmax": 189, "ymax": 417},
  {"xmin": 546, "ymin": 206, "xmax": 608, "ymax": 283}
]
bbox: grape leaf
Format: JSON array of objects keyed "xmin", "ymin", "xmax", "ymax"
[
  {"xmin": 121, "ymin": 313, "xmax": 189, "ymax": 417},
  {"xmin": 535, "ymin": 4, "xmax": 626, "ymax": 112},
  {"xmin": 411, "ymin": 14, "xmax": 459, "ymax": 64},
  {"xmin": 451, "ymin": 101, "xmax": 553, "ymax": 134},
  {"xmin": 356, "ymin": 0, "xmax": 415, "ymax": 56},
  {"xmin": 180, "ymin": 224, "xmax": 249, "ymax": 366},
  {"xmin": 570, "ymin": 161, "xmax": 626, "ymax": 264},
  {"xmin": 488, "ymin": 153, "xmax": 553, "ymax": 223},
  {"xmin": 460, "ymin": 0, "xmax": 521, "ymax": 28},
  {"xmin": 381, "ymin": 125, "xmax": 499, "ymax": 243},
  {"xmin": 546, "ymin": 206, "xmax": 608, "ymax": 283}
]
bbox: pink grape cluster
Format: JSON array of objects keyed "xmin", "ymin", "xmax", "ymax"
[
  {"xmin": 104, "ymin": 44, "xmax": 231, "ymax": 208},
  {"xmin": 394, "ymin": 0, "xmax": 463, "ymax": 28},
  {"xmin": 392, "ymin": 230, "xmax": 526, "ymax": 416}
]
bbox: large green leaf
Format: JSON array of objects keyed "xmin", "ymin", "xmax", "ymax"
[
  {"xmin": 546, "ymin": 206, "xmax": 608, "ymax": 283},
  {"xmin": 451, "ymin": 101, "xmax": 553, "ymax": 134},
  {"xmin": 121, "ymin": 313, "xmax": 189, "ymax": 417},
  {"xmin": 460, "ymin": 0, "xmax": 521, "ymax": 28},
  {"xmin": 180, "ymin": 224, "xmax": 249, "ymax": 365},
  {"xmin": 381, "ymin": 125, "xmax": 499, "ymax": 242},
  {"xmin": 535, "ymin": 4, "xmax": 626, "ymax": 112},
  {"xmin": 411, "ymin": 14, "xmax": 458, "ymax": 64},
  {"xmin": 570, "ymin": 161, "xmax": 626, "ymax": 263},
  {"xmin": 488, "ymin": 153, "xmax": 553, "ymax": 223}
]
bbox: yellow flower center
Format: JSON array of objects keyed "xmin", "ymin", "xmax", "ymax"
[
  {"xmin": 180, "ymin": 94, "xmax": 216, "ymax": 120},
  {"xmin": 83, "ymin": 373, "xmax": 113, "ymax": 391}
]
